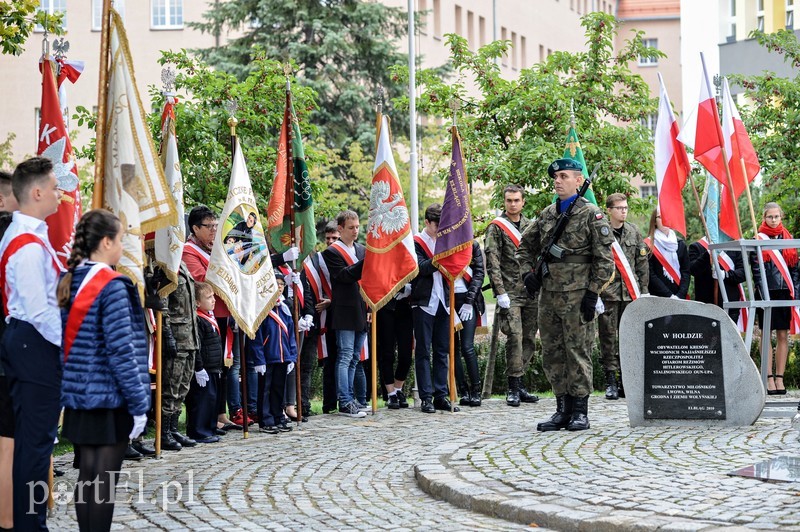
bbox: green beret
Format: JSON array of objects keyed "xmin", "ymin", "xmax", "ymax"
[{"xmin": 548, "ymin": 158, "xmax": 583, "ymax": 178}]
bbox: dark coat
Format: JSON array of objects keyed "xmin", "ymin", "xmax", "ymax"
[
  {"xmin": 195, "ymin": 312, "xmax": 223, "ymax": 373},
  {"xmin": 750, "ymin": 235, "xmax": 800, "ymax": 295},
  {"xmin": 648, "ymin": 238, "xmax": 691, "ymax": 299},
  {"xmin": 462, "ymin": 241, "xmax": 486, "ymax": 314},
  {"xmin": 60, "ymin": 265, "xmax": 150, "ymax": 416},
  {"xmin": 689, "ymin": 242, "xmax": 746, "ymax": 322},
  {"xmin": 246, "ymin": 302, "xmax": 298, "ymax": 366},
  {"xmin": 321, "ymin": 241, "xmax": 366, "ymax": 332},
  {"xmin": 410, "ymin": 233, "xmax": 448, "ymax": 307}
]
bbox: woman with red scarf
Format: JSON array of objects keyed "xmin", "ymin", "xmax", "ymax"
[{"xmin": 753, "ymin": 203, "xmax": 800, "ymax": 395}]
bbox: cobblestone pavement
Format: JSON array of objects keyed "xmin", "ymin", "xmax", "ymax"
[{"xmin": 47, "ymin": 397, "xmax": 799, "ymax": 531}]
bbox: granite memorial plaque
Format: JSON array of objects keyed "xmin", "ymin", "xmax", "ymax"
[
  {"xmin": 643, "ymin": 314, "xmax": 725, "ymax": 420},
  {"xmin": 620, "ymin": 297, "xmax": 764, "ymax": 427}
]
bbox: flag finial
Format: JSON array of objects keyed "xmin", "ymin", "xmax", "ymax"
[
  {"xmin": 53, "ymin": 37, "xmax": 69, "ymax": 60},
  {"xmin": 283, "ymin": 63, "xmax": 292, "ymax": 91},
  {"xmin": 449, "ymin": 98, "xmax": 461, "ymax": 127},
  {"xmin": 225, "ymin": 99, "xmax": 238, "ymax": 137},
  {"xmin": 375, "ymin": 86, "xmax": 385, "ymax": 115},
  {"xmin": 41, "ymin": 13, "xmax": 50, "ymax": 58},
  {"xmin": 570, "ymin": 99, "xmax": 576, "ymax": 128},
  {"xmin": 161, "ymin": 66, "xmax": 175, "ymax": 96}
]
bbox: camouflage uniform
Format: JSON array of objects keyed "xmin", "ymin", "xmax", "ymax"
[
  {"xmin": 484, "ymin": 213, "xmax": 538, "ymax": 380},
  {"xmin": 598, "ymin": 222, "xmax": 649, "ymax": 373},
  {"xmin": 162, "ymin": 262, "xmax": 199, "ymax": 419},
  {"xmin": 516, "ymin": 198, "xmax": 614, "ymax": 397}
]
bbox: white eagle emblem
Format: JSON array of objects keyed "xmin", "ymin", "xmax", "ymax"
[
  {"xmin": 40, "ymin": 137, "xmax": 79, "ymax": 192},
  {"xmin": 367, "ymin": 180, "xmax": 409, "ymax": 238}
]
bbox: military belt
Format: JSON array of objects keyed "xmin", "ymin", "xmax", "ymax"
[{"xmin": 548, "ymin": 255, "xmax": 592, "ymax": 264}]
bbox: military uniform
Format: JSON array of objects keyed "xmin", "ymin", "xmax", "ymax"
[
  {"xmin": 484, "ymin": 212, "xmax": 539, "ymax": 405},
  {"xmin": 517, "ymin": 190, "xmax": 614, "ymax": 430},
  {"xmin": 598, "ymin": 221, "xmax": 648, "ymax": 398}
]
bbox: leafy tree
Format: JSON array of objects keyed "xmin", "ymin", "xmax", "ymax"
[
  {"xmin": 731, "ymin": 29, "xmax": 800, "ymax": 235},
  {"xmin": 0, "ymin": 1, "xmax": 64, "ymax": 56},
  {"xmin": 190, "ymin": 0, "xmax": 409, "ymax": 152},
  {"xmin": 391, "ymin": 12, "xmax": 661, "ymax": 218}
]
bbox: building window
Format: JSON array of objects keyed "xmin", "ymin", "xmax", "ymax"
[
  {"xmin": 433, "ymin": 0, "xmax": 441, "ymax": 38},
  {"xmin": 418, "ymin": 0, "xmax": 427, "ymax": 35},
  {"xmin": 454, "ymin": 5, "xmax": 462, "ymax": 36},
  {"xmin": 638, "ymin": 38, "xmax": 658, "ymax": 66},
  {"xmin": 787, "ymin": 0, "xmax": 794, "ymax": 29},
  {"xmin": 151, "ymin": 0, "xmax": 183, "ymax": 30},
  {"xmin": 511, "ymin": 31, "xmax": 518, "ymax": 70},
  {"xmin": 539, "ymin": 44, "xmax": 544, "ymax": 62},
  {"xmin": 35, "ymin": 0, "xmax": 67, "ymax": 32},
  {"xmin": 640, "ymin": 185, "xmax": 657, "ymax": 198},
  {"xmin": 520, "ymin": 36, "xmax": 527, "ymax": 68},
  {"xmin": 479, "ymin": 15, "xmax": 486, "ymax": 46},
  {"xmin": 501, "ymin": 27, "xmax": 508, "ymax": 66},
  {"xmin": 467, "ymin": 10, "xmax": 474, "ymax": 49},
  {"xmin": 640, "ymin": 112, "xmax": 657, "ymax": 135}
]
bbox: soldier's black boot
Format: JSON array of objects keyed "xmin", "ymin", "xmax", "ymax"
[
  {"xmin": 518, "ymin": 383, "xmax": 540, "ymax": 403},
  {"xmin": 506, "ymin": 376, "xmax": 521, "ymax": 407},
  {"xmin": 161, "ymin": 417, "xmax": 182, "ymax": 451},
  {"xmin": 458, "ymin": 380, "xmax": 471, "ymax": 406},
  {"xmin": 617, "ymin": 372, "xmax": 625, "ymax": 398},
  {"xmin": 604, "ymin": 370, "xmax": 619, "ymax": 400},
  {"xmin": 536, "ymin": 394, "xmax": 573, "ymax": 431},
  {"xmin": 567, "ymin": 395, "xmax": 590, "ymax": 431},
  {"xmin": 469, "ymin": 381, "xmax": 482, "ymax": 407},
  {"xmin": 170, "ymin": 412, "xmax": 196, "ymax": 447}
]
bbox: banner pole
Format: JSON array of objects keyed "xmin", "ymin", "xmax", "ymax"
[
  {"xmin": 741, "ymin": 158, "xmax": 758, "ymax": 236},
  {"xmin": 155, "ymin": 310, "xmax": 163, "ymax": 457},
  {"xmin": 371, "ymin": 316, "xmax": 378, "ymax": 414},
  {"xmin": 239, "ymin": 329, "xmax": 249, "ymax": 439},
  {"xmin": 92, "ymin": 0, "xmax": 112, "ymax": 209},
  {"xmin": 449, "ymin": 279, "xmax": 456, "ymax": 412}
]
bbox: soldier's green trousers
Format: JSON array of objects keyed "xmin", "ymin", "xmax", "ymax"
[
  {"xmin": 597, "ymin": 300, "xmax": 630, "ymax": 373},
  {"xmin": 538, "ymin": 289, "xmax": 593, "ymax": 396},
  {"xmin": 162, "ymin": 351, "xmax": 195, "ymax": 417},
  {"xmin": 498, "ymin": 300, "xmax": 538, "ymax": 378}
]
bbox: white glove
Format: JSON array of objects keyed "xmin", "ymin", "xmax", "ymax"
[
  {"xmin": 254, "ymin": 364, "xmax": 267, "ymax": 375},
  {"xmin": 129, "ymin": 414, "xmax": 148, "ymax": 440},
  {"xmin": 711, "ymin": 268, "xmax": 717, "ymax": 280},
  {"xmin": 670, "ymin": 294, "xmax": 680, "ymax": 300},
  {"xmin": 458, "ymin": 303, "xmax": 474, "ymax": 322},
  {"xmin": 283, "ymin": 246, "xmax": 300, "ymax": 262},
  {"xmin": 195, "ymin": 369, "xmax": 209, "ymax": 388},
  {"xmin": 595, "ymin": 297, "xmax": 605, "ymax": 315},
  {"xmin": 291, "ymin": 271, "xmax": 302, "ymax": 286},
  {"xmin": 496, "ymin": 293, "xmax": 511, "ymax": 309},
  {"xmin": 298, "ymin": 314, "xmax": 313, "ymax": 332},
  {"xmin": 287, "ymin": 362, "xmax": 295, "ymax": 374}
]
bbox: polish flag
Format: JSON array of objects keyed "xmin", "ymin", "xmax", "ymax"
[
  {"xmin": 720, "ymin": 78, "xmax": 759, "ymax": 239},
  {"xmin": 677, "ymin": 55, "xmax": 727, "ymax": 186},
  {"xmin": 654, "ymin": 74, "xmax": 690, "ymax": 237}
]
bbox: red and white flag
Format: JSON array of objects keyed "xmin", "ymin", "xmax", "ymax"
[
  {"xmin": 360, "ymin": 114, "xmax": 418, "ymax": 312},
  {"xmin": 654, "ymin": 74, "xmax": 690, "ymax": 237},
  {"xmin": 38, "ymin": 58, "xmax": 81, "ymax": 268},
  {"xmin": 678, "ymin": 54, "xmax": 727, "ymax": 186},
  {"xmin": 720, "ymin": 78, "xmax": 759, "ymax": 239}
]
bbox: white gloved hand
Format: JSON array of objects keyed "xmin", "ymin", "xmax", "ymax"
[
  {"xmin": 711, "ymin": 268, "xmax": 718, "ymax": 280},
  {"xmin": 496, "ymin": 293, "xmax": 511, "ymax": 309},
  {"xmin": 297, "ymin": 316, "xmax": 312, "ymax": 332},
  {"xmin": 129, "ymin": 414, "xmax": 148, "ymax": 440},
  {"xmin": 670, "ymin": 294, "xmax": 680, "ymax": 300},
  {"xmin": 291, "ymin": 271, "xmax": 302, "ymax": 286},
  {"xmin": 595, "ymin": 297, "xmax": 605, "ymax": 315},
  {"xmin": 458, "ymin": 303, "xmax": 474, "ymax": 322},
  {"xmin": 283, "ymin": 246, "xmax": 300, "ymax": 262},
  {"xmin": 254, "ymin": 364, "xmax": 267, "ymax": 375},
  {"xmin": 287, "ymin": 362, "xmax": 295, "ymax": 374},
  {"xmin": 195, "ymin": 369, "xmax": 209, "ymax": 387}
]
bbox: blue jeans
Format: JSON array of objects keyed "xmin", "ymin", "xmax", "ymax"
[
  {"xmin": 354, "ymin": 362, "xmax": 367, "ymax": 406},
  {"xmin": 228, "ymin": 343, "xmax": 258, "ymax": 413},
  {"xmin": 336, "ymin": 329, "xmax": 367, "ymax": 406}
]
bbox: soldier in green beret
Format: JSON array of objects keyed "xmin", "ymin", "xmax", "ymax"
[{"xmin": 516, "ymin": 158, "xmax": 615, "ymax": 431}]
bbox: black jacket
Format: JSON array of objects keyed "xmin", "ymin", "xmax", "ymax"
[
  {"xmin": 411, "ymin": 238, "xmax": 484, "ymax": 313},
  {"xmin": 750, "ymin": 235, "xmax": 800, "ymax": 295},
  {"xmin": 462, "ymin": 241, "xmax": 486, "ymax": 315},
  {"xmin": 321, "ymin": 241, "xmax": 367, "ymax": 332},
  {"xmin": 689, "ymin": 242, "xmax": 745, "ymax": 307},
  {"xmin": 648, "ymin": 238, "xmax": 690, "ymax": 298},
  {"xmin": 195, "ymin": 314, "xmax": 223, "ymax": 373}
]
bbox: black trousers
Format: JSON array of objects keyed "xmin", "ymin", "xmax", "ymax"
[
  {"xmin": 413, "ymin": 304, "xmax": 451, "ymax": 401},
  {"xmin": 185, "ymin": 370, "xmax": 220, "ymax": 440},
  {"xmin": 321, "ymin": 332, "xmax": 339, "ymax": 412},
  {"xmin": 1, "ymin": 319, "xmax": 61, "ymax": 531},
  {"xmin": 257, "ymin": 362, "xmax": 287, "ymax": 427},
  {"xmin": 453, "ymin": 292, "xmax": 480, "ymax": 393},
  {"xmin": 285, "ymin": 331, "xmax": 317, "ymax": 412},
  {"xmin": 377, "ymin": 300, "xmax": 413, "ymax": 387}
]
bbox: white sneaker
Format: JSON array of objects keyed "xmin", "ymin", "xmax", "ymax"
[{"xmin": 338, "ymin": 402, "xmax": 367, "ymax": 418}]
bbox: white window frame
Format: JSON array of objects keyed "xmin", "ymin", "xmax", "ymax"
[
  {"xmin": 638, "ymin": 38, "xmax": 658, "ymax": 66},
  {"xmin": 151, "ymin": 0, "xmax": 184, "ymax": 30},
  {"xmin": 35, "ymin": 0, "xmax": 67, "ymax": 32},
  {"xmin": 640, "ymin": 185, "xmax": 657, "ymax": 198},
  {"xmin": 94, "ymin": 0, "xmax": 126, "ymax": 30},
  {"xmin": 787, "ymin": 0, "xmax": 794, "ymax": 29}
]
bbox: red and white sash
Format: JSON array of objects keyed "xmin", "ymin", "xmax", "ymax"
[
  {"xmin": 265, "ymin": 308, "xmax": 291, "ymax": 362},
  {"xmin": 757, "ymin": 233, "xmax": 800, "ymax": 333},
  {"xmin": 63, "ymin": 263, "xmax": 121, "ymax": 362},
  {"xmin": 277, "ymin": 264, "xmax": 304, "ymax": 308},
  {"xmin": 329, "ymin": 240, "xmax": 359, "ymax": 266},
  {"xmin": 698, "ymin": 238, "xmax": 748, "ymax": 332},
  {"xmin": 197, "ymin": 309, "xmax": 220, "ymax": 335},
  {"xmin": 183, "ymin": 241, "xmax": 210, "ymax": 268},
  {"xmin": 645, "ymin": 237, "xmax": 681, "ymax": 285},
  {"xmin": 414, "ymin": 234, "xmax": 434, "ymax": 259},
  {"xmin": 304, "ymin": 254, "xmax": 333, "ymax": 359},
  {"xmin": 611, "ymin": 240, "xmax": 640, "ymax": 300},
  {"xmin": 0, "ymin": 233, "xmax": 62, "ymax": 315},
  {"xmin": 489, "ymin": 217, "xmax": 522, "ymax": 247}
]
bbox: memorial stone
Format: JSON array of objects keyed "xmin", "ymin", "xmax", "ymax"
[{"xmin": 619, "ymin": 297, "xmax": 764, "ymax": 427}]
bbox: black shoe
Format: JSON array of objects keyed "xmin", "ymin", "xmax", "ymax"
[
  {"xmin": 195, "ymin": 435, "xmax": 220, "ymax": 444},
  {"xmin": 131, "ymin": 440, "xmax": 156, "ymax": 456},
  {"xmin": 161, "ymin": 432, "xmax": 182, "ymax": 451},
  {"xmin": 396, "ymin": 390, "xmax": 409, "ymax": 408},
  {"xmin": 459, "ymin": 392, "xmax": 471, "ymax": 407},
  {"xmin": 506, "ymin": 376, "xmax": 521, "ymax": 407},
  {"xmin": 537, "ymin": 395, "xmax": 573, "ymax": 432},
  {"xmin": 604, "ymin": 370, "xmax": 619, "ymax": 400},
  {"xmin": 567, "ymin": 395, "xmax": 590, "ymax": 431},
  {"xmin": 214, "ymin": 428, "xmax": 227, "ymax": 436},
  {"xmin": 221, "ymin": 422, "xmax": 242, "ymax": 431},
  {"xmin": 278, "ymin": 423, "xmax": 293, "ymax": 432},
  {"xmin": 53, "ymin": 467, "xmax": 65, "ymax": 477},
  {"xmin": 171, "ymin": 432, "xmax": 197, "ymax": 448},
  {"xmin": 518, "ymin": 387, "xmax": 539, "ymax": 403},
  {"xmin": 259, "ymin": 425, "xmax": 280, "ymax": 434},
  {"xmin": 124, "ymin": 445, "xmax": 143, "ymax": 461},
  {"xmin": 387, "ymin": 394, "xmax": 400, "ymax": 409},
  {"xmin": 470, "ymin": 382, "xmax": 482, "ymax": 407},
  {"xmin": 433, "ymin": 397, "xmax": 460, "ymax": 412},
  {"xmin": 420, "ymin": 399, "xmax": 435, "ymax": 414}
]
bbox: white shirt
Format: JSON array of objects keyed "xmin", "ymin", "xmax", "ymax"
[
  {"xmin": 417, "ymin": 231, "xmax": 449, "ymax": 317},
  {"xmin": 0, "ymin": 212, "xmax": 63, "ymax": 346}
]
